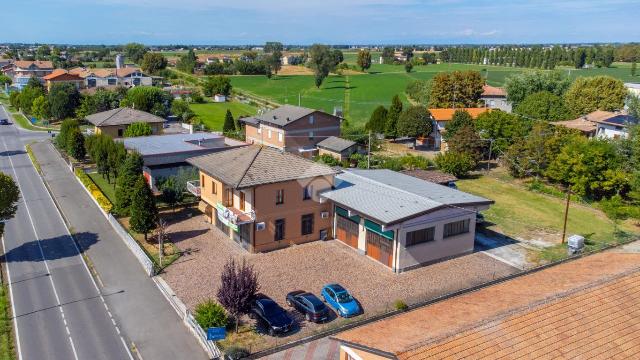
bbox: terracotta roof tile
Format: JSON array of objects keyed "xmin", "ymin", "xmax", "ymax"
[
  {"xmin": 482, "ymin": 84, "xmax": 507, "ymax": 97},
  {"xmin": 429, "ymin": 108, "xmax": 490, "ymax": 121},
  {"xmin": 14, "ymin": 60, "xmax": 53, "ymax": 69}
]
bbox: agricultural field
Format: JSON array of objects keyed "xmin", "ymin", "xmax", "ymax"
[{"xmin": 190, "ymin": 101, "xmax": 257, "ymax": 130}]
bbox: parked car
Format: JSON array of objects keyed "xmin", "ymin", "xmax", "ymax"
[
  {"xmin": 476, "ymin": 213, "xmax": 485, "ymax": 224},
  {"xmin": 447, "ymin": 181, "xmax": 458, "ymax": 189},
  {"xmin": 321, "ymin": 284, "xmax": 361, "ymax": 318},
  {"xmin": 249, "ymin": 295, "xmax": 294, "ymax": 336},
  {"xmin": 0, "ymin": 119, "xmax": 8, "ymax": 125},
  {"xmin": 286, "ymin": 290, "xmax": 329, "ymax": 323}
]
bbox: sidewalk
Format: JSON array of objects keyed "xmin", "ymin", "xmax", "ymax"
[{"xmin": 31, "ymin": 141, "xmax": 208, "ymax": 360}]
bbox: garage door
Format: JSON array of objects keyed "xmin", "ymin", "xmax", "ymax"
[
  {"xmin": 366, "ymin": 231, "xmax": 393, "ymax": 267},
  {"xmin": 336, "ymin": 215, "xmax": 359, "ymax": 249}
]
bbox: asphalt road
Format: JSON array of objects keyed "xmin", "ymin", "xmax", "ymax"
[{"xmin": 0, "ymin": 105, "xmax": 133, "ymax": 360}]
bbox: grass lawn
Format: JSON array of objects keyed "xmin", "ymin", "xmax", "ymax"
[
  {"xmin": 87, "ymin": 172, "xmax": 117, "ymax": 205},
  {"xmin": 0, "ymin": 283, "xmax": 15, "ymax": 360},
  {"xmin": 0, "ymin": 95, "xmax": 56, "ymax": 132},
  {"xmin": 190, "ymin": 101, "xmax": 257, "ymax": 131},
  {"xmin": 457, "ymin": 172, "xmax": 640, "ymax": 262}
]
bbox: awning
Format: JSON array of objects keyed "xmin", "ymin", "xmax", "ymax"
[
  {"xmin": 364, "ymin": 219, "xmax": 394, "ymax": 240},
  {"xmin": 336, "ymin": 206, "xmax": 360, "ymax": 223}
]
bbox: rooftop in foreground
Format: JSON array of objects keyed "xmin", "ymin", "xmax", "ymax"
[{"xmin": 118, "ymin": 133, "xmax": 245, "ymax": 156}]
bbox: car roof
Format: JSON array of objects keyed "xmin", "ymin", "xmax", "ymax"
[
  {"xmin": 300, "ymin": 293, "xmax": 324, "ymax": 307},
  {"xmin": 326, "ymin": 284, "xmax": 347, "ymax": 293}
]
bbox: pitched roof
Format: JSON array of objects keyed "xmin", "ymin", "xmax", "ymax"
[
  {"xmin": 245, "ymin": 105, "xmax": 338, "ymax": 127},
  {"xmin": 334, "ymin": 252, "xmax": 640, "ymax": 359},
  {"xmin": 316, "ymin": 136, "xmax": 357, "ymax": 152},
  {"xmin": 119, "ymin": 133, "xmax": 227, "ymax": 156},
  {"xmin": 481, "ymin": 84, "xmax": 507, "ymax": 97},
  {"xmin": 186, "ymin": 145, "xmax": 338, "ymax": 189},
  {"xmin": 400, "ymin": 169, "xmax": 457, "ymax": 185},
  {"xmin": 85, "ymin": 108, "xmax": 166, "ymax": 126},
  {"xmin": 14, "ymin": 60, "xmax": 53, "ymax": 69},
  {"xmin": 321, "ymin": 169, "xmax": 492, "ymax": 225},
  {"xmin": 42, "ymin": 69, "xmax": 83, "ymax": 81},
  {"xmin": 429, "ymin": 108, "xmax": 490, "ymax": 121},
  {"xmin": 68, "ymin": 67, "xmax": 146, "ymax": 78}
]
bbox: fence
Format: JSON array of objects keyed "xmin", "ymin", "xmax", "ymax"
[
  {"xmin": 154, "ymin": 277, "xmax": 222, "ymax": 359},
  {"xmin": 106, "ymin": 214, "xmax": 155, "ymax": 276}
]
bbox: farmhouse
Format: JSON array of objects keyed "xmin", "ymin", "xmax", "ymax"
[
  {"xmin": 187, "ymin": 145, "xmax": 337, "ymax": 252},
  {"xmin": 481, "ymin": 84, "xmax": 512, "ymax": 112},
  {"xmin": 240, "ymin": 105, "xmax": 342, "ymax": 157},
  {"xmin": 321, "ymin": 169, "xmax": 492, "ymax": 272},
  {"xmin": 427, "ymin": 108, "xmax": 491, "ymax": 150},
  {"xmin": 85, "ymin": 107, "xmax": 166, "ymax": 138}
]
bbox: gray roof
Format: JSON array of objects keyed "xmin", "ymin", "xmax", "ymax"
[
  {"xmin": 118, "ymin": 133, "xmax": 226, "ymax": 156},
  {"xmin": 316, "ymin": 136, "xmax": 357, "ymax": 152},
  {"xmin": 85, "ymin": 107, "xmax": 166, "ymax": 127},
  {"xmin": 243, "ymin": 105, "xmax": 334, "ymax": 127},
  {"xmin": 322, "ymin": 169, "xmax": 493, "ymax": 225},
  {"xmin": 187, "ymin": 145, "xmax": 338, "ymax": 189}
]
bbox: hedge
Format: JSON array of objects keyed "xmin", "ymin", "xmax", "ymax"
[{"xmin": 74, "ymin": 168, "xmax": 113, "ymax": 213}]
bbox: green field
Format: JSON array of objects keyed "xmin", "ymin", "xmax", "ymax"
[
  {"xmin": 0, "ymin": 282, "xmax": 15, "ymax": 360},
  {"xmin": 190, "ymin": 101, "xmax": 258, "ymax": 131}
]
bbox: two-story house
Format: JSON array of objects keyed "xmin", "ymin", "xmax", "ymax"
[
  {"xmin": 187, "ymin": 145, "xmax": 338, "ymax": 252},
  {"xmin": 42, "ymin": 69, "xmax": 84, "ymax": 91},
  {"xmin": 240, "ymin": 105, "xmax": 342, "ymax": 157},
  {"xmin": 481, "ymin": 85, "xmax": 512, "ymax": 112},
  {"xmin": 427, "ymin": 108, "xmax": 491, "ymax": 150},
  {"xmin": 7, "ymin": 60, "xmax": 54, "ymax": 90},
  {"xmin": 68, "ymin": 67, "xmax": 152, "ymax": 88}
]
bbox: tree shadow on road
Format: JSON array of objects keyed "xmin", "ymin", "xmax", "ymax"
[
  {"xmin": 0, "ymin": 150, "xmax": 26, "ymax": 157},
  {"xmin": 1, "ymin": 232, "xmax": 99, "ymax": 263}
]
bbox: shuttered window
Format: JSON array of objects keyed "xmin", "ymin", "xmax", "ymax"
[
  {"xmin": 444, "ymin": 219, "xmax": 470, "ymax": 238},
  {"xmin": 405, "ymin": 227, "xmax": 435, "ymax": 247}
]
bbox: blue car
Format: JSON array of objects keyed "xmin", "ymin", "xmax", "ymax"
[{"xmin": 321, "ymin": 284, "xmax": 361, "ymax": 317}]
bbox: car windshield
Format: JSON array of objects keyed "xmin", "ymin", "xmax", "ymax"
[
  {"xmin": 261, "ymin": 300, "xmax": 283, "ymax": 315},
  {"xmin": 336, "ymin": 292, "xmax": 353, "ymax": 303}
]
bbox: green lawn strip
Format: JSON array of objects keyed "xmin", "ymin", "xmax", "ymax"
[
  {"xmin": 87, "ymin": 172, "xmax": 117, "ymax": 205},
  {"xmin": 25, "ymin": 144, "xmax": 42, "ymax": 174},
  {"xmin": 0, "ymin": 282, "xmax": 16, "ymax": 360},
  {"xmin": 456, "ymin": 175, "xmax": 639, "ymax": 262},
  {"xmin": 190, "ymin": 101, "xmax": 257, "ymax": 131}
]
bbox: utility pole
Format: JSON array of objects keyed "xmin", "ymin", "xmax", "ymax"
[
  {"xmin": 561, "ymin": 186, "xmax": 571, "ymax": 244},
  {"xmin": 367, "ymin": 130, "xmax": 371, "ymax": 169},
  {"xmin": 486, "ymin": 139, "xmax": 493, "ymax": 171}
]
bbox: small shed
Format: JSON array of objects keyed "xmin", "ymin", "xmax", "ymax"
[
  {"xmin": 213, "ymin": 94, "xmax": 226, "ymax": 103},
  {"xmin": 316, "ymin": 136, "xmax": 358, "ymax": 161}
]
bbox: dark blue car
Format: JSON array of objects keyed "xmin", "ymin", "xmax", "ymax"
[
  {"xmin": 250, "ymin": 295, "xmax": 294, "ymax": 336},
  {"xmin": 321, "ymin": 284, "xmax": 361, "ymax": 318},
  {"xmin": 286, "ymin": 290, "xmax": 329, "ymax": 323}
]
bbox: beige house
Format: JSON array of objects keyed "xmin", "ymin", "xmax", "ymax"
[
  {"xmin": 85, "ymin": 108, "xmax": 165, "ymax": 138},
  {"xmin": 69, "ymin": 67, "xmax": 152, "ymax": 88},
  {"xmin": 241, "ymin": 105, "xmax": 342, "ymax": 157},
  {"xmin": 187, "ymin": 145, "xmax": 338, "ymax": 253},
  {"xmin": 316, "ymin": 136, "xmax": 359, "ymax": 162}
]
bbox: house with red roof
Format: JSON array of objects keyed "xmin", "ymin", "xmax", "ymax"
[{"xmin": 42, "ymin": 69, "xmax": 84, "ymax": 91}]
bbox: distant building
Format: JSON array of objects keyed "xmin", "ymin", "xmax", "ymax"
[
  {"xmin": 427, "ymin": 108, "xmax": 491, "ymax": 150},
  {"xmin": 625, "ymin": 83, "xmax": 640, "ymax": 97},
  {"xmin": 316, "ymin": 136, "xmax": 359, "ymax": 161},
  {"xmin": 69, "ymin": 67, "xmax": 152, "ymax": 88},
  {"xmin": 213, "ymin": 94, "xmax": 226, "ymax": 103},
  {"xmin": 553, "ymin": 110, "xmax": 638, "ymax": 139},
  {"xmin": 481, "ymin": 85, "xmax": 512, "ymax": 112},
  {"xmin": 5, "ymin": 61, "xmax": 54, "ymax": 90},
  {"xmin": 42, "ymin": 69, "xmax": 84, "ymax": 91},
  {"xmin": 85, "ymin": 107, "xmax": 166, "ymax": 138}
]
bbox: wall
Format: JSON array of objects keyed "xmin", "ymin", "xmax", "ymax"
[
  {"xmin": 244, "ymin": 123, "xmax": 284, "ymax": 149},
  {"xmin": 596, "ymin": 124, "xmax": 627, "ymax": 139},
  {"xmin": 97, "ymin": 123, "xmax": 163, "ymax": 138},
  {"xmin": 318, "ymin": 146, "xmax": 357, "ymax": 162},
  {"xmin": 339, "ymin": 345, "xmax": 391, "ymax": 360}
]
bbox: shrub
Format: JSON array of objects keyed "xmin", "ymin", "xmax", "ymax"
[
  {"xmin": 224, "ymin": 346, "xmax": 250, "ymax": 360},
  {"xmin": 599, "ymin": 195, "xmax": 640, "ymax": 221},
  {"xmin": 123, "ymin": 122, "xmax": 153, "ymax": 137},
  {"xmin": 75, "ymin": 169, "xmax": 113, "ymax": 213},
  {"xmin": 194, "ymin": 300, "xmax": 228, "ymax": 329},
  {"xmin": 434, "ymin": 152, "xmax": 475, "ymax": 178},
  {"xmin": 394, "ymin": 300, "xmax": 408, "ymax": 311}
]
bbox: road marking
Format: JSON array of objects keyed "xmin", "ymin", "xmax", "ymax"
[
  {"xmin": 1, "ymin": 235, "xmax": 23, "ymax": 360},
  {"xmin": 1, "ymin": 136, "xmax": 80, "ymax": 360}
]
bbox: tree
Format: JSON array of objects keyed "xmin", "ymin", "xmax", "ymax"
[
  {"xmin": 48, "ymin": 83, "xmax": 81, "ymax": 120},
  {"xmin": 627, "ymin": 94, "xmax": 640, "ymax": 119},
  {"xmin": 202, "ymin": 76, "xmax": 232, "ymax": 97},
  {"xmin": 0, "ymin": 75, "xmax": 11, "ymax": 87},
  {"xmin": 405, "ymin": 79, "xmax": 431, "ymax": 105},
  {"xmin": 397, "ymin": 105, "xmax": 432, "ymax": 138},
  {"xmin": 504, "ymin": 70, "xmax": 572, "ymax": 106},
  {"xmin": 0, "ymin": 172, "xmax": 20, "ymax": 224},
  {"xmin": 515, "ymin": 91, "xmax": 570, "ymax": 121},
  {"xmin": 129, "ymin": 176, "xmax": 158, "ymax": 241},
  {"xmin": 308, "ymin": 44, "xmax": 335, "ymax": 88},
  {"xmin": 123, "ymin": 86, "xmax": 172, "ymax": 116},
  {"xmin": 404, "ymin": 62, "xmax": 413, "ymax": 73},
  {"xmin": 385, "ymin": 95, "xmax": 403, "ymax": 138},
  {"xmin": 381, "ymin": 47, "xmax": 395, "ymax": 64},
  {"xmin": 171, "ymin": 99, "xmax": 195, "ymax": 122},
  {"xmin": 216, "ymin": 259, "xmax": 260, "ymax": 333},
  {"xmin": 429, "ymin": 71, "xmax": 484, "ymax": 108},
  {"xmin": 194, "ymin": 300, "xmax": 228, "ymax": 329},
  {"xmin": 123, "ymin": 122, "xmax": 153, "ymax": 137},
  {"xmin": 264, "ymin": 42, "xmax": 284, "ymax": 53},
  {"xmin": 223, "ymin": 109, "xmax": 235, "ymax": 133},
  {"xmin": 115, "ymin": 152, "xmax": 144, "ymax": 215},
  {"xmin": 475, "ymin": 111, "xmax": 532, "ymax": 154},
  {"xmin": 55, "ymin": 119, "xmax": 79, "ymax": 150},
  {"xmin": 31, "ymin": 95, "xmax": 51, "ymax": 120},
  {"xmin": 356, "ymin": 49, "xmax": 372, "ymax": 72},
  {"xmin": 443, "ymin": 110, "xmax": 474, "ymax": 141},
  {"xmin": 159, "ymin": 176, "xmax": 184, "ymax": 212},
  {"xmin": 67, "ymin": 128, "xmax": 86, "ymax": 160},
  {"xmin": 573, "ymin": 48, "xmax": 587, "ymax": 68},
  {"xmin": 434, "ymin": 152, "xmax": 475, "ymax": 178},
  {"xmin": 124, "ymin": 43, "xmax": 147, "ymax": 64},
  {"xmin": 17, "ymin": 77, "xmax": 44, "ymax": 115},
  {"xmin": 632, "ymin": 61, "xmax": 637, "ymax": 77},
  {"xmin": 176, "ymin": 49, "xmax": 197, "ymax": 73},
  {"xmin": 448, "ymin": 124, "xmax": 484, "ymax": 164},
  {"xmin": 365, "ymin": 105, "xmax": 388, "ymax": 134},
  {"xmin": 332, "ymin": 49, "xmax": 344, "ymax": 66},
  {"xmin": 141, "ymin": 53, "xmax": 167, "ymax": 74},
  {"xmin": 564, "ymin": 76, "xmax": 627, "ymax": 116}
]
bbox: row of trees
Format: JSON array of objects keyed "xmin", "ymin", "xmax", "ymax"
[
  {"xmin": 9, "ymin": 78, "xmax": 80, "ymax": 121},
  {"xmin": 365, "ymin": 95, "xmax": 433, "ymax": 139}
]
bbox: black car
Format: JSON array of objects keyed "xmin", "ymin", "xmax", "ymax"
[
  {"xmin": 286, "ymin": 291, "xmax": 329, "ymax": 323},
  {"xmin": 250, "ymin": 295, "xmax": 294, "ymax": 335},
  {"xmin": 0, "ymin": 119, "xmax": 8, "ymax": 125}
]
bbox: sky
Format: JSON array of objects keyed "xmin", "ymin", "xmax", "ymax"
[{"xmin": 2, "ymin": 0, "xmax": 640, "ymax": 45}]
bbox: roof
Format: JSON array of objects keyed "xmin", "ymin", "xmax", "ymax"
[
  {"xmin": 599, "ymin": 114, "xmax": 639, "ymax": 127},
  {"xmin": 334, "ymin": 251, "xmax": 640, "ymax": 359},
  {"xmin": 42, "ymin": 69, "xmax": 83, "ymax": 81},
  {"xmin": 186, "ymin": 145, "xmax": 338, "ymax": 189},
  {"xmin": 119, "ymin": 133, "xmax": 227, "ymax": 156},
  {"xmin": 316, "ymin": 136, "xmax": 357, "ymax": 152},
  {"xmin": 321, "ymin": 169, "xmax": 492, "ymax": 225},
  {"xmin": 552, "ymin": 118, "xmax": 597, "ymax": 133},
  {"xmin": 553, "ymin": 110, "xmax": 636, "ymax": 132},
  {"xmin": 85, "ymin": 108, "xmax": 166, "ymax": 127},
  {"xmin": 14, "ymin": 60, "xmax": 53, "ymax": 69},
  {"xmin": 243, "ymin": 105, "xmax": 338, "ymax": 127},
  {"xmin": 69, "ymin": 67, "xmax": 147, "ymax": 78},
  {"xmin": 481, "ymin": 84, "xmax": 507, "ymax": 97},
  {"xmin": 624, "ymin": 82, "xmax": 640, "ymax": 90},
  {"xmin": 400, "ymin": 169, "xmax": 457, "ymax": 185},
  {"xmin": 429, "ymin": 108, "xmax": 490, "ymax": 122}
]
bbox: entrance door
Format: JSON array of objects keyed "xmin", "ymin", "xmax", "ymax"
[
  {"xmin": 366, "ymin": 231, "xmax": 393, "ymax": 267},
  {"xmin": 336, "ymin": 215, "xmax": 359, "ymax": 248}
]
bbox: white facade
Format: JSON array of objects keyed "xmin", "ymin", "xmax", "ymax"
[{"xmin": 596, "ymin": 123, "xmax": 628, "ymax": 139}]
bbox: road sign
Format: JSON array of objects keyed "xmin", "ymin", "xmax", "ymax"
[{"xmin": 207, "ymin": 327, "xmax": 226, "ymax": 341}]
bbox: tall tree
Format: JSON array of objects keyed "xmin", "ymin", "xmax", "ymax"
[
  {"xmin": 67, "ymin": 128, "xmax": 86, "ymax": 160},
  {"xmin": 48, "ymin": 83, "xmax": 81, "ymax": 120},
  {"xmin": 216, "ymin": 259, "xmax": 260, "ymax": 333},
  {"xmin": 448, "ymin": 125, "xmax": 484, "ymax": 164},
  {"xmin": 141, "ymin": 53, "xmax": 168, "ymax": 74},
  {"xmin": 365, "ymin": 105, "xmax": 388, "ymax": 134},
  {"xmin": 504, "ymin": 70, "xmax": 572, "ymax": 106},
  {"xmin": 397, "ymin": 105, "xmax": 432, "ymax": 138},
  {"xmin": 385, "ymin": 95, "xmax": 403, "ymax": 138},
  {"xmin": 223, "ymin": 109, "xmax": 235, "ymax": 133},
  {"xmin": 123, "ymin": 43, "xmax": 148, "ymax": 64},
  {"xmin": 429, "ymin": 71, "xmax": 484, "ymax": 108},
  {"xmin": 129, "ymin": 176, "xmax": 158, "ymax": 241},
  {"xmin": 202, "ymin": 76, "xmax": 232, "ymax": 97},
  {"xmin": 356, "ymin": 49, "xmax": 372, "ymax": 72},
  {"xmin": 444, "ymin": 110, "xmax": 474, "ymax": 141},
  {"xmin": 308, "ymin": 44, "xmax": 334, "ymax": 88},
  {"xmin": 115, "ymin": 152, "xmax": 144, "ymax": 215},
  {"xmin": 515, "ymin": 91, "xmax": 570, "ymax": 121},
  {"xmin": 31, "ymin": 95, "xmax": 51, "ymax": 120},
  {"xmin": 564, "ymin": 76, "xmax": 627, "ymax": 116},
  {"xmin": 122, "ymin": 86, "xmax": 172, "ymax": 117},
  {"xmin": 0, "ymin": 172, "xmax": 20, "ymax": 224}
]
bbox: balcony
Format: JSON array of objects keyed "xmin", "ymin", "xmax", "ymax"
[
  {"xmin": 215, "ymin": 202, "xmax": 256, "ymax": 226},
  {"xmin": 186, "ymin": 180, "xmax": 201, "ymax": 197}
]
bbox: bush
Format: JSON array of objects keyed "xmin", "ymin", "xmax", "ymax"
[
  {"xmin": 599, "ymin": 195, "xmax": 640, "ymax": 221},
  {"xmin": 224, "ymin": 346, "xmax": 250, "ymax": 360},
  {"xmin": 434, "ymin": 152, "xmax": 475, "ymax": 178},
  {"xmin": 123, "ymin": 122, "xmax": 153, "ymax": 137},
  {"xmin": 394, "ymin": 300, "xmax": 408, "ymax": 311},
  {"xmin": 75, "ymin": 169, "xmax": 113, "ymax": 213},
  {"xmin": 194, "ymin": 300, "xmax": 228, "ymax": 329}
]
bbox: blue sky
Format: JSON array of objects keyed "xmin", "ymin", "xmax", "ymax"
[{"xmin": 2, "ymin": 0, "xmax": 640, "ymax": 45}]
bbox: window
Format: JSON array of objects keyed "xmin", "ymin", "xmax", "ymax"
[
  {"xmin": 405, "ymin": 227, "xmax": 435, "ymax": 247},
  {"xmin": 309, "ymin": 115, "xmax": 315, "ymax": 124},
  {"xmin": 201, "ymin": 175, "xmax": 204, "ymax": 186},
  {"xmin": 257, "ymin": 127, "xmax": 262, "ymax": 134},
  {"xmin": 268, "ymin": 129, "xmax": 272, "ymax": 139},
  {"xmin": 224, "ymin": 188, "xmax": 233, "ymax": 207},
  {"xmin": 301, "ymin": 214, "xmax": 314, "ymax": 235},
  {"xmin": 308, "ymin": 131, "xmax": 314, "ymax": 139},
  {"xmin": 239, "ymin": 191, "xmax": 245, "ymax": 211},
  {"xmin": 303, "ymin": 185, "xmax": 313, "ymax": 200},
  {"xmin": 274, "ymin": 219, "xmax": 285, "ymax": 241},
  {"xmin": 278, "ymin": 132, "xmax": 283, "ymax": 142},
  {"xmin": 211, "ymin": 181, "xmax": 217, "ymax": 194},
  {"xmin": 444, "ymin": 219, "xmax": 470, "ymax": 238},
  {"xmin": 276, "ymin": 189, "xmax": 284, "ymax": 205},
  {"xmin": 108, "ymin": 78, "xmax": 117, "ymax": 86},
  {"xmin": 117, "ymin": 128, "xmax": 123, "ymax": 137}
]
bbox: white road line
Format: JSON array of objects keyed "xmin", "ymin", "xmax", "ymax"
[
  {"xmin": 1, "ymin": 136, "xmax": 80, "ymax": 360},
  {"xmin": 1, "ymin": 235, "xmax": 23, "ymax": 360}
]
